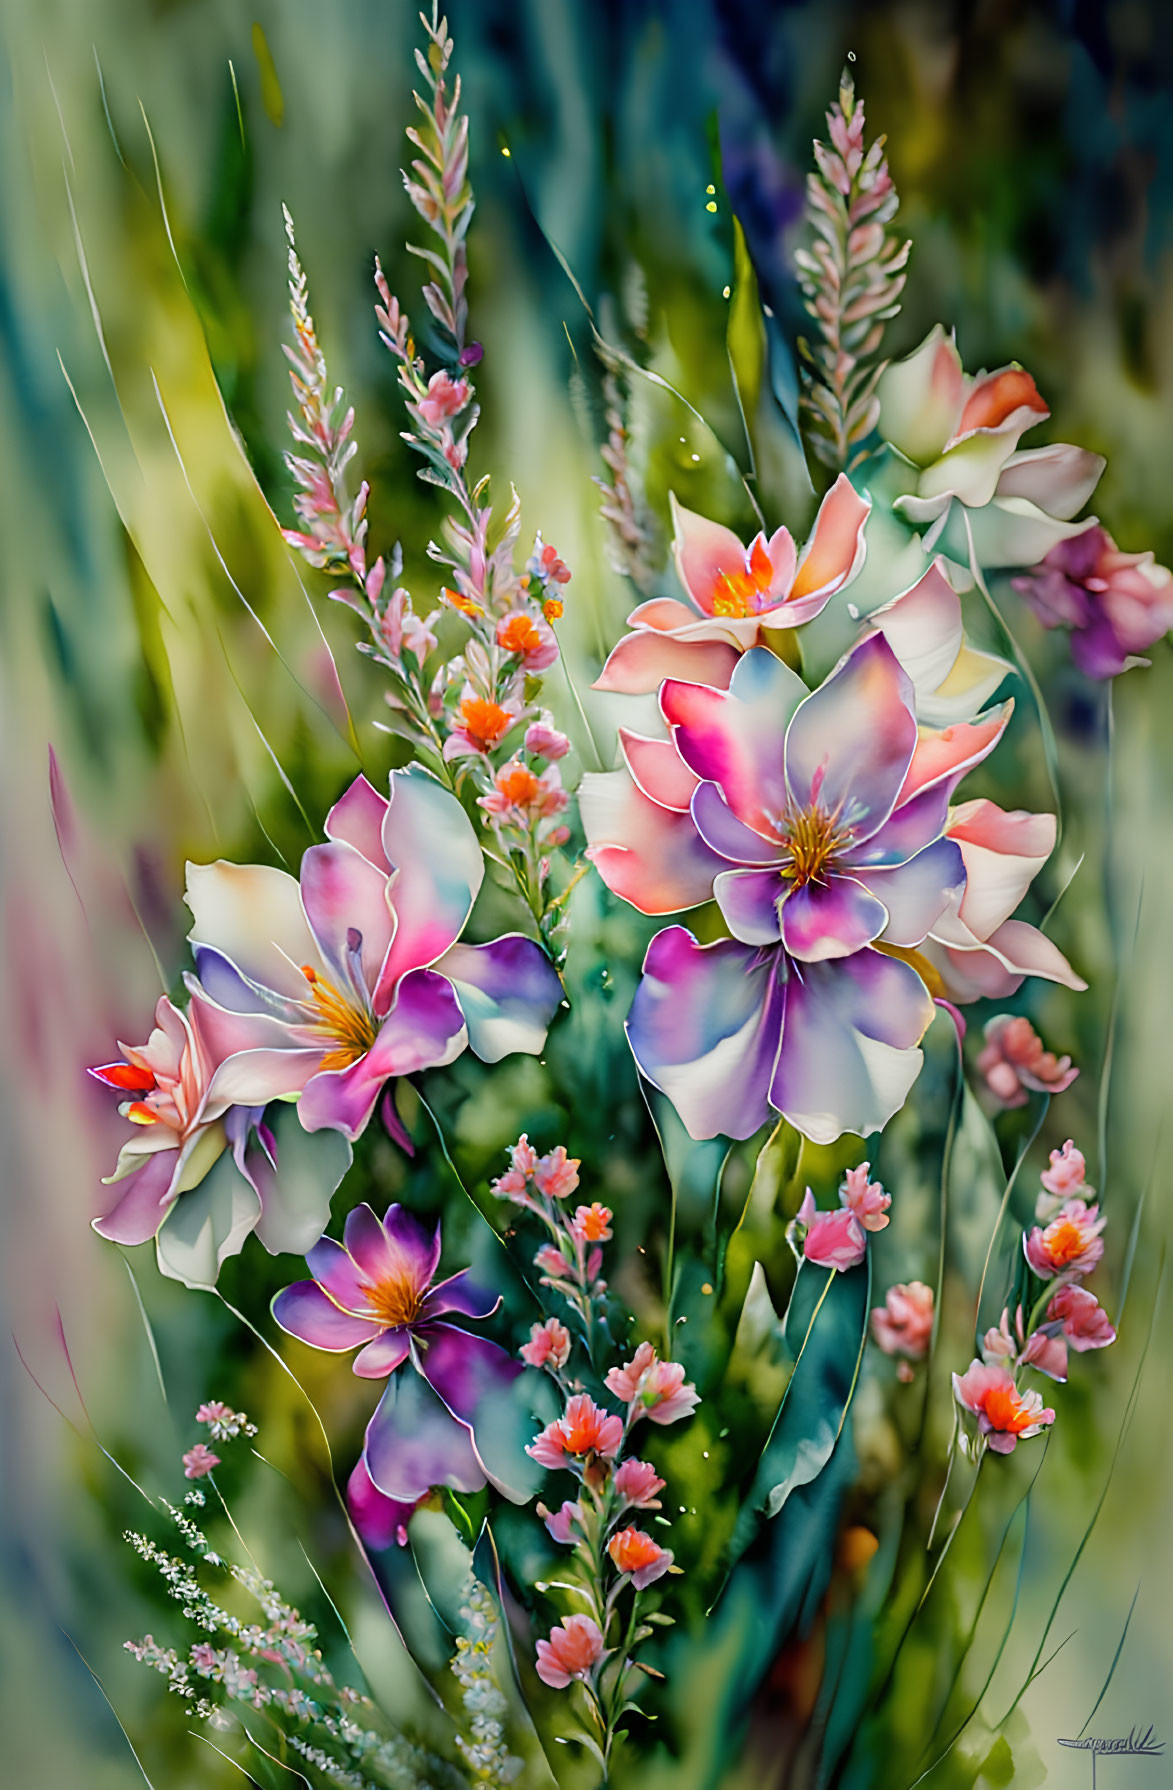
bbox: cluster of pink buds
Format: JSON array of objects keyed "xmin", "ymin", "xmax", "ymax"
[
  {"xmin": 788, "ymin": 1162, "xmax": 892, "ymax": 1271},
  {"xmin": 976, "ymin": 1014, "xmax": 1078, "ymax": 1109},
  {"xmin": 182, "ymin": 1400, "xmax": 258, "ymax": 1479},
  {"xmin": 870, "ymin": 1281, "xmax": 935, "ymax": 1381},
  {"xmin": 953, "ymin": 1139, "xmax": 1115, "ymax": 1455},
  {"xmin": 492, "ymin": 1138, "xmax": 608, "ymax": 1357}
]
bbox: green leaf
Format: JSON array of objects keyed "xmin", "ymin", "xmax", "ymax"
[
  {"xmin": 154, "ymin": 1150, "xmax": 261, "ymax": 1289},
  {"xmin": 251, "ymin": 1103, "xmax": 353, "ymax": 1256}
]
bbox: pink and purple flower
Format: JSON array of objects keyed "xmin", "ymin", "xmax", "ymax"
[
  {"xmin": 1013, "ymin": 523, "xmax": 1173, "ymax": 678},
  {"xmin": 272, "ymin": 1202, "xmax": 521, "ymax": 1504},
  {"xmin": 185, "ymin": 768, "xmax": 562, "ymax": 1143},
  {"xmin": 952, "ymin": 1359, "xmax": 1055, "ymax": 1454}
]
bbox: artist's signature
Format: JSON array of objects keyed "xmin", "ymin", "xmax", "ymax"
[{"xmin": 1057, "ymin": 1725, "xmax": 1163, "ymax": 1783}]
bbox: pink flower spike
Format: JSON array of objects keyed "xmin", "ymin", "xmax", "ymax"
[
  {"xmin": 534, "ymin": 1244, "xmax": 573, "ymax": 1279},
  {"xmin": 952, "ymin": 1360, "xmax": 1055, "ymax": 1453},
  {"xmin": 510, "ymin": 1135, "xmax": 539, "ymax": 1178},
  {"xmin": 535, "ymin": 1614, "xmax": 605, "ymax": 1689},
  {"xmin": 415, "ymin": 370, "xmax": 471, "ymax": 429},
  {"xmin": 1047, "ymin": 1283, "xmax": 1117, "ymax": 1352},
  {"xmin": 795, "ymin": 1188, "xmax": 868, "ymax": 1271},
  {"xmin": 1024, "ymin": 1199, "xmax": 1106, "ymax": 1280},
  {"xmin": 183, "ymin": 1443, "xmax": 220, "ymax": 1480},
  {"xmin": 520, "ymin": 1317, "xmax": 572, "ymax": 1371},
  {"xmin": 608, "ymin": 1527, "xmax": 674, "ymax": 1589},
  {"xmin": 534, "ymin": 1146, "xmax": 581, "ymax": 1200},
  {"xmin": 1040, "ymin": 1139, "xmax": 1089, "ymax": 1204},
  {"xmin": 613, "ymin": 1457, "xmax": 666, "ymax": 1510},
  {"xmin": 870, "ymin": 1281, "xmax": 934, "ymax": 1362},
  {"xmin": 976, "ymin": 1014, "xmax": 1078, "ymax": 1108},
  {"xmin": 839, "ymin": 1162, "xmax": 891, "ymax": 1232},
  {"xmin": 571, "ymin": 1202, "xmax": 613, "ymax": 1243}
]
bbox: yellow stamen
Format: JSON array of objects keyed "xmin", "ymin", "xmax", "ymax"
[
  {"xmin": 301, "ymin": 965, "xmax": 378, "ymax": 1072},
  {"xmin": 780, "ymin": 805, "xmax": 847, "ymax": 886},
  {"xmin": 363, "ymin": 1274, "xmax": 423, "ymax": 1328}
]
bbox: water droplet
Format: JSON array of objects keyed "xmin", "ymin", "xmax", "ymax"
[
  {"xmin": 705, "ymin": 200, "xmax": 718, "ymax": 214},
  {"xmin": 700, "ymin": 1282, "xmax": 713, "ymax": 1295},
  {"xmin": 722, "ymin": 285, "xmax": 731, "ymax": 299},
  {"xmin": 501, "ymin": 144, "xmax": 512, "ymax": 157},
  {"xmin": 690, "ymin": 453, "xmax": 701, "ymax": 463},
  {"xmin": 847, "ymin": 49, "xmax": 856, "ymax": 62},
  {"xmin": 706, "ymin": 184, "xmax": 716, "ymax": 195}
]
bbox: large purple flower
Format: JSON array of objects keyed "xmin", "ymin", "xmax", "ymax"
[
  {"xmin": 273, "ymin": 1203, "xmax": 521, "ymax": 1503},
  {"xmin": 185, "ymin": 767, "xmax": 563, "ymax": 1142},
  {"xmin": 582, "ymin": 637, "xmax": 1010, "ymax": 1143}
]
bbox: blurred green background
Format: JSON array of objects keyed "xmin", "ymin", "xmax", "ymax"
[{"xmin": 2, "ymin": 0, "xmax": 1173, "ymax": 1783}]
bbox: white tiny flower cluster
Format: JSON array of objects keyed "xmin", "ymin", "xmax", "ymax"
[{"xmin": 450, "ymin": 1577, "xmax": 524, "ymax": 1786}]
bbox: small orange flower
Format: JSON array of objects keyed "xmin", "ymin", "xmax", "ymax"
[
  {"xmin": 495, "ymin": 764, "xmax": 543, "ymax": 807},
  {"xmin": 497, "ymin": 612, "xmax": 544, "ymax": 656},
  {"xmin": 572, "ymin": 1202, "xmax": 613, "ymax": 1243},
  {"xmin": 607, "ymin": 1527, "xmax": 673, "ymax": 1588},
  {"xmin": 542, "ymin": 597, "xmax": 564, "ymax": 621},
  {"xmin": 457, "ymin": 697, "xmax": 514, "ymax": 751},
  {"xmin": 442, "ymin": 585, "xmax": 484, "ymax": 618}
]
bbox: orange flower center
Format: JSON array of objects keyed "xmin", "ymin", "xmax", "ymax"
[
  {"xmin": 363, "ymin": 1272, "xmax": 423, "ymax": 1329},
  {"xmin": 780, "ymin": 804, "xmax": 849, "ymax": 887},
  {"xmin": 609, "ymin": 1529, "xmax": 661, "ymax": 1573},
  {"xmin": 981, "ymin": 1385, "xmax": 1033, "ymax": 1435},
  {"xmin": 460, "ymin": 697, "xmax": 514, "ymax": 750},
  {"xmin": 496, "ymin": 765, "xmax": 542, "ymax": 806},
  {"xmin": 300, "ymin": 965, "xmax": 378, "ymax": 1073},
  {"xmin": 710, "ymin": 538, "xmax": 776, "ymax": 619},
  {"xmin": 1042, "ymin": 1218, "xmax": 1087, "ymax": 1267},
  {"xmin": 497, "ymin": 614, "xmax": 543, "ymax": 655},
  {"xmin": 561, "ymin": 1409, "xmax": 607, "ymax": 1456}
]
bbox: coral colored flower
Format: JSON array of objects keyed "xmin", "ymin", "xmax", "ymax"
[
  {"xmin": 272, "ymin": 1203, "xmax": 519, "ymax": 1504},
  {"xmin": 538, "ymin": 541, "xmax": 572, "ymax": 585},
  {"xmin": 607, "ymin": 1527, "xmax": 673, "ymax": 1589},
  {"xmin": 1019, "ymin": 1327, "xmax": 1069, "ymax": 1382},
  {"xmin": 183, "ymin": 1443, "xmax": 220, "ymax": 1479},
  {"xmin": 478, "ymin": 761, "xmax": 568, "ymax": 829},
  {"xmin": 185, "ymin": 769, "xmax": 561, "ymax": 1143},
  {"xmin": 1013, "ymin": 524, "xmax": 1173, "ymax": 678},
  {"xmin": 524, "ymin": 717, "xmax": 571, "ymax": 760},
  {"xmin": 871, "ymin": 1281, "xmax": 934, "ymax": 1366},
  {"xmin": 794, "ymin": 1188, "xmax": 868, "ymax": 1271},
  {"xmin": 375, "ymin": 586, "xmax": 439, "ymax": 664},
  {"xmin": 924, "ymin": 799, "xmax": 1085, "ymax": 1005},
  {"xmin": 877, "ymin": 326, "xmax": 1103, "ymax": 568},
  {"xmin": 952, "ymin": 1360, "xmax": 1055, "ymax": 1454},
  {"xmin": 594, "ymin": 476, "xmax": 869, "ymax": 695},
  {"xmin": 520, "ymin": 1317, "xmax": 572, "ymax": 1371},
  {"xmin": 980, "ymin": 1308, "xmax": 1021, "ymax": 1365},
  {"xmin": 415, "ymin": 370, "xmax": 471, "ymax": 429},
  {"xmin": 540, "ymin": 1499, "xmax": 583, "ymax": 1543},
  {"xmin": 1047, "ymin": 1283, "xmax": 1117, "ymax": 1352},
  {"xmin": 976, "ymin": 1014, "xmax": 1078, "ymax": 1108},
  {"xmin": 1024, "ymin": 1199, "xmax": 1106, "ymax": 1280},
  {"xmin": 613, "ymin": 1458, "xmax": 666, "ymax": 1510},
  {"xmin": 604, "ymin": 1343, "xmax": 700, "ymax": 1426},
  {"xmin": 346, "ymin": 1457, "xmax": 415, "ymax": 1550},
  {"xmin": 442, "ymin": 585, "xmax": 484, "ymax": 618},
  {"xmin": 1040, "ymin": 1139, "xmax": 1088, "ymax": 1201},
  {"xmin": 583, "ymin": 636, "xmax": 994, "ymax": 1143},
  {"xmin": 840, "ymin": 1163, "xmax": 891, "ymax": 1232},
  {"xmin": 534, "ymin": 1614, "xmax": 605, "ymax": 1689},
  {"xmin": 534, "ymin": 1146, "xmax": 580, "ymax": 1201},
  {"xmin": 527, "ymin": 1395, "xmax": 624, "ymax": 1471},
  {"xmin": 196, "ymin": 1400, "xmax": 235, "ymax": 1427},
  {"xmin": 496, "ymin": 609, "xmax": 559, "ymax": 669},
  {"xmin": 571, "ymin": 1203, "xmax": 613, "ymax": 1243},
  {"xmin": 535, "ymin": 1244, "xmax": 573, "ymax": 1279},
  {"xmin": 444, "ymin": 694, "xmax": 519, "ymax": 759}
]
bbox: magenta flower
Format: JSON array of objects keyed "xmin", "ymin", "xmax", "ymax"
[
  {"xmin": 877, "ymin": 327, "xmax": 1104, "ymax": 567},
  {"xmin": 793, "ymin": 1188, "xmax": 867, "ymax": 1271},
  {"xmin": 1013, "ymin": 523, "xmax": 1173, "ymax": 677},
  {"xmin": 976, "ymin": 1014, "xmax": 1078, "ymax": 1108},
  {"xmin": 272, "ymin": 1203, "xmax": 520, "ymax": 1503},
  {"xmin": 594, "ymin": 478, "xmax": 870, "ymax": 696},
  {"xmin": 952, "ymin": 1360, "xmax": 1055, "ymax": 1454},
  {"xmin": 346, "ymin": 1457, "xmax": 416, "ymax": 1550},
  {"xmin": 1024, "ymin": 1199, "xmax": 1106, "ymax": 1280},
  {"xmin": 583, "ymin": 635, "xmax": 1012, "ymax": 1142},
  {"xmin": 185, "ymin": 768, "xmax": 562, "ymax": 1142},
  {"xmin": 541, "ymin": 1499, "xmax": 583, "ymax": 1543},
  {"xmin": 871, "ymin": 1281, "xmax": 934, "ymax": 1372}
]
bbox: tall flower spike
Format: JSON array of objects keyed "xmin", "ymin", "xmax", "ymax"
[
  {"xmin": 404, "ymin": 4, "xmax": 474, "ymax": 359},
  {"xmin": 795, "ymin": 72, "xmax": 911, "ymax": 472}
]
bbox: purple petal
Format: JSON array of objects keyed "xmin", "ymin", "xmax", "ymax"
[
  {"xmin": 300, "ymin": 841, "xmax": 396, "ymax": 996},
  {"xmin": 784, "ymin": 636, "xmax": 917, "ymax": 842},
  {"xmin": 346, "ymin": 1455, "xmax": 413, "ymax": 1550},
  {"xmin": 780, "ymin": 876, "xmax": 889, "ymax": 962},
  {"xmin": 304, "ymin": 1233, "xmax": 370, "ymax": 1312},
  {"xmin": 363, "ymin": 1367, "xmax": 485, "ymax": 1502},
  {"xmin": 375, "ymin": 769, "xmax": 483, "ymax": 1001},
  {"xmin": 844, "ymin": 783, "xmax": 953, "ymax": 868},
  {"xmin": 416, "ymin": 1323, "xmax": 523, "ymax": 1425},
  {"xmin": 691, "ymin": 782, "xmax": 786, "ymax": 865},
  {"xmin": 421, "ymin": 1270, "xmax": 503, "ymax": 1322},
  {"xmin": 352, "ymin": 1329, "xmax": 411, "ymax": 1379},
  {"xmin": 325, "ymin": 774, "xmax": 391, "ymax": 868},
  {"xmin": 93, "ymin": 1147, "xmax": 180, "ymax": 1245},
  {"xmin": 343, "ymin": 1201, "xmax": 442, "ymax": 1294},
  {"xmin": 855, "ymin": 838, "xmax": 967, "ymax": 948},
  {"xmin": 626, "ymin": 928, "xmax": 784, "ymax": 1140},
  {"xmin": 272, "ymin": 1280, "xmax": 383, "ymax": 1351},
  {"xmin": 771, "ymin": 947, "xmax": 935, "ymax": 1144},
  {"xmin": 660, "ymin": 648, "xmax": 807, "ymax": 839},
  {"xmin": 713, "ymin": 867, "xmax": 785, "ymax": 945},
  {"xmin": 436, "ymin": 935, "xmax": 563, "ymax": 1063}
]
